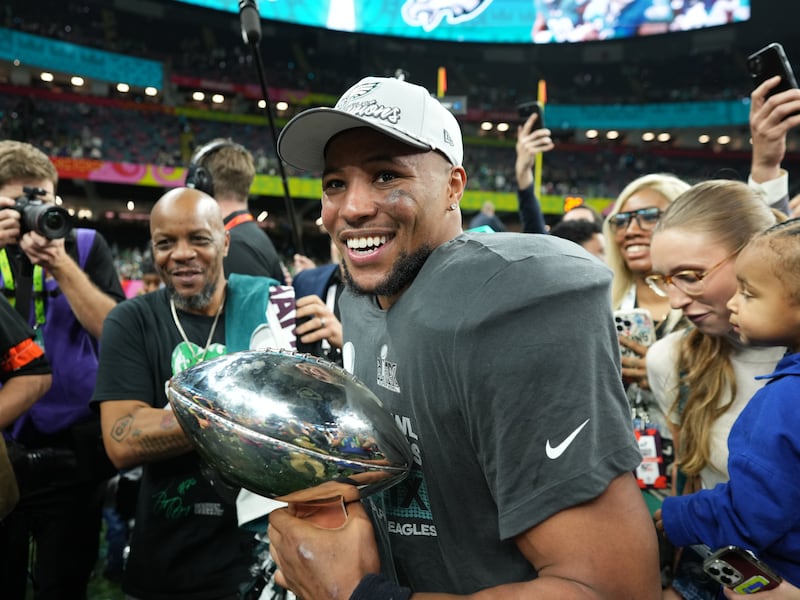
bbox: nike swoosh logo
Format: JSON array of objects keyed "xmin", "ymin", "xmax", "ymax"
[{"xmin": 545, "ymin": 418, "xmax": 590, "ymax": 459}]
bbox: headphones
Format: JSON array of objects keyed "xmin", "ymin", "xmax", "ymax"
[{"xmin": 185, "ymin": 139, "xmax": 240, "ymax": 197}]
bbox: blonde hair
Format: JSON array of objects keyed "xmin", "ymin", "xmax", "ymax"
[
  {"xmin": 655, "ymin": 180, "xmax": 776, "ymax": 476},
  {"xmin": 603, "ymin": 173, "xmax": 691, "ymax": 308},
  {"xmin": 0, "ymin": 140, "xmax": 58, "ymax": 189}
]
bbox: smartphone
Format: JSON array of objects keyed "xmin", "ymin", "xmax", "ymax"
[
  {"xmin": 613, "ymin": 308, "xmax": 656, "ymax": 358},
  {"xmin": 747, "ymin": 42, "xmax": 799, "ymax": 97},
  {"xmin": 703, "ymin": 546, "xmax": 782, "ymax": 594},
  {"xmin": 517, "ymin": 100, "xmax": 545, "ymax": 129}
]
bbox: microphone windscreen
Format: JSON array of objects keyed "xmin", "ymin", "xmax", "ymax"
[{"xmin": 239, "ymin": 0, "xmax": 262, "ymax": 45}]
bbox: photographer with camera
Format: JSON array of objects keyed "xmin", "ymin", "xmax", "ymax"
[{"xmin": 0, "ymin": 140, "xmax": 126, "ymax": 600}]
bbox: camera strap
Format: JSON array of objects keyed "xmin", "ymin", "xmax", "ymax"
[{"xmin": 0, "ymin": 249, "xmax": 45, "ymax": 325}]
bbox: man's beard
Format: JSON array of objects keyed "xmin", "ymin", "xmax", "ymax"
[
  {"xmin": 167, "ymin": 280, "xmax": 217, "ymax": 312},
  {"xmin": 342, "ymin": 245, "xmax": 433, "ymax": 299}
]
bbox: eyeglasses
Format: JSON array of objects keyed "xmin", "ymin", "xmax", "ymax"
[
  {"xmin": 608, "ymin": 207, "xmax": 662, "ymax": 232},
  {"xmin": 645, "ymin": 253, "xmax": 736, "ymax": 298}
]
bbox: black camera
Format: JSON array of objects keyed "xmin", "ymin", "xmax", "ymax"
[{"xmin": 15, "ymin": 186, "xmax": 73, "ymax": 239}]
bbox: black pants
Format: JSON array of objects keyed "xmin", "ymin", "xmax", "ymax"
[{"xmin": 0, "ymin": 478, "xmax": 106, "ymax": 600}]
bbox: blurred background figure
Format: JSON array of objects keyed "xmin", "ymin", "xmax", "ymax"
[
  {"xmin": 515, "ymin": 109, "xmax": 554, "ymax": 234},
  {"xmin": 138, "ymin": 258, "xmax": 162, "ymax": 295},
  {"xmin": 293, "ymin": 237, "xmax": 344, "ymax": 365},
  {"xmin": 549, "ymin": 217, "xmax": 606, "ymax": 260},
  {"xmin": 561, "ymin": 201, "xmax": 604, "ymax": 226},
  {"xmin": 0, "ymin": 294, "xmax": 51, "ymax": 521},
  {"xmin": 185, "ymin": 138, "xmax": 286, "ymax": 283},
  {"xmin": 469, "ymin": 200, "xmax": 507, "ymax": 232}
]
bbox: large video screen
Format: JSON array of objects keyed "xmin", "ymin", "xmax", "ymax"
[{"xmin": 176, "ymin": 0, "xmax": 750, "ymax": 43}]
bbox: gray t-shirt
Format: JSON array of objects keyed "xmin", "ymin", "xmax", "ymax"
[{"xmin": 340, "ymin": 232, "xmax": 641, "ymax": 594}]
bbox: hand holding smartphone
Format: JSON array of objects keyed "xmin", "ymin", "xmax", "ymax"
[
  {"xmin": 614, "ymin": 309, "xmax": 656, "ymax": 358},
  {"xmin": 517, "ymin": 101, "xmax": 545, "ymax": 130},
  {"xmin": 747, "ymin": 42, "xmax": 799, "ymax": 98},
  {"xmin": 703, "ymin": 546, "xmax": 782, "ymax": 594}
]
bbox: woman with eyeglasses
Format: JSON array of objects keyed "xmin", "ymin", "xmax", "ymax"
[{"xmin": 646, "ymin": 180, "xmax": 786, "ymax": 600}]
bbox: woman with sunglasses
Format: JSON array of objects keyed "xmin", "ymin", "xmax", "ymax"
[
  {"xmin": 603, "ymin": 173, "xmax": 692, "ymax": 478},
  {"xmin": 604, "ymin": 173, "xmax": 692, "ymax": 344},
  {"xmin": 646, "ymin": 180, "xmax": 785, "ymax": 600}
]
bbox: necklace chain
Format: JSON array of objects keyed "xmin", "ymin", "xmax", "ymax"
[{"xmin": 170, "ymin": 292, "xmax": 225, "ymax": 362}]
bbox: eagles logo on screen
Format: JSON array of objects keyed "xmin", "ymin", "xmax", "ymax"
[{"xmin": 402, "ymin": 0, "xmax": 494, "ymax": 32}]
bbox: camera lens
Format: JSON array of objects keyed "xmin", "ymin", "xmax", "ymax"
[
  {"xmin": 21, "ymin": 202, "xmax": 73, "ymax": 239},
  {"xmin": 41, "ymin": 208, "xmax": 70, "ymax": 238}
]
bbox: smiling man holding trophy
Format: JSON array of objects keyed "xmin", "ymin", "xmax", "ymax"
[{"xmin": 261, "ymin": 76, "xmax": 661, "ymax": 600}]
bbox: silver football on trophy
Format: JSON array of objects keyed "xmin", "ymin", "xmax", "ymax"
[{"xmin": 166, "ymin": 349, "xmax": 412, "ymax": 499}]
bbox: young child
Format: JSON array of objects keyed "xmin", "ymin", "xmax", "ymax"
[{"xmin": 655, "ymin": 218, "xmax": 800, "ymax": 590}]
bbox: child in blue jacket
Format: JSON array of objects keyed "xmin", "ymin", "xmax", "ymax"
[{"xmin": 656, "ymin": 218, "xmax": 800, "ymax": 591}]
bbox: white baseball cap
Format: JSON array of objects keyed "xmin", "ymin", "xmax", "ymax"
[{"xmin": 277, "ymin": 76, "xmax": 463, "ymax": 172}]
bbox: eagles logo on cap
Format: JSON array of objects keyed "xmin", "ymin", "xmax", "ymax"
[
  {"xmin": 336, "ymin": 81, "xmax": 382, "ymax": 106},
  {"xmin": 277, "ymin": 76, "xmax": 464, "ymax": 172}
]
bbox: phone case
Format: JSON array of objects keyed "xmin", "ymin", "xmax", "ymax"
[
  {"xmin": 747, "ymin": 42, "xmax": 798, "ymax": 95},
  {"xmin": 517, "ymin": 101, "xmax": 544, "ymax": 128},
  {"xmin": 703, "ymin": 546, "xmax": 782, "ymax": 594},
  {"xmin": 613, "ymin": 309, "xmax": 656, "ymax": 358}
]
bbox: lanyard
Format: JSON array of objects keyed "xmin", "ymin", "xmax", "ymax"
[
  {"xmin": 225, "ymin": 212, "xmax": 254, "ymax": 231},
  {"xmin": 0, "ymin": 249, "xmax": 47, "ymax": 326}
]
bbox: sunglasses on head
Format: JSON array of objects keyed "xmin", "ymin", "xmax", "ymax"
[{"xmin": 608, "ymin": 207, "xmax": 661, "ymax": 231}]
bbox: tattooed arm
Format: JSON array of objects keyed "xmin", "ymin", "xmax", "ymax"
[{"xmin": 99, "ymin": 399, "xmax": 194, "ymax": 470}]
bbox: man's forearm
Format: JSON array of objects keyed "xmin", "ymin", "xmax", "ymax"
[
  {"xmin": 49, "ymin": 258, "xmax": 117, "ymax": 338},
  {"xmin": 518, "ymin": 184, "xmax": 547, "ymax": 234},
  {"xmin": 107, "ymin": 406, "xmax": 194, "ymax": 469},
  {"xmin": 516, "ymin": 164, "xmax": 534, "ymax": 191},
  {"xmin": 0, "ymin": 374, "xmax": 51, "ymax": 429},
  {"xmin": 353, "ymin": 573, "xmax": 630, "ymax": 600}
]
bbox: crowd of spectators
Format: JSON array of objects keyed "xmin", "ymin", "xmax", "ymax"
[{"xmin": 0, "ymin": 87, "xmax": 768, "ymax": 202}]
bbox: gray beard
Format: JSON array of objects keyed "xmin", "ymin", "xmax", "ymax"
[
  {"xmin": 342, "ymin": 245, "xmax": 433, "ymax": 299},
  {"xmin": 168, "ymin": 281, "xmax": 217, "ymax": 312}
]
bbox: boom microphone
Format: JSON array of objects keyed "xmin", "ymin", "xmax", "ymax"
[
  {"xmin": 239, "ymin": 0, "xmax": 262, "ymax": 45},
  {"xmin": 237, "ymin": 0, "xmax": 305, "ymax": 255}
]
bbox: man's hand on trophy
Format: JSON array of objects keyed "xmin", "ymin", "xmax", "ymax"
[
  {"xmin": 276, "ymin": 479, "xmax": 363, "ymax": 506},
  {"xmin": 275, "ymin": 474, "xmax": 394, "ymax": 528},
  {"xmin": 268, "ymin": 498, "xmax": 380, "ymax": 600}
]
